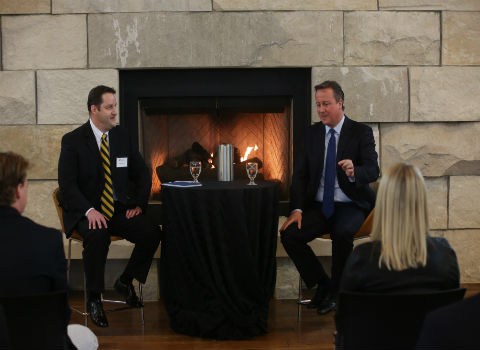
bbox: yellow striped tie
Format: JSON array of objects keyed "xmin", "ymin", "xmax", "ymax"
[{"xmin": 100, "ymin": 134, "xmax": 115, "ymax": 220}]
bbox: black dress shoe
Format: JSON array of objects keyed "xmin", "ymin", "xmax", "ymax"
[
  {"xmin": 87, "ymin": 299, "xmax": 108, "ymax": 328},
  {"xmin": 306, "ymin": 285, "xmax": 329, "ymax": 309},
  {"xmin": 114, "ymin": 278, "xmax": 143, "ymax": 308},
  {"xmin": 317, "ymin": 292, "xmax": 337, "ymax": 315}
]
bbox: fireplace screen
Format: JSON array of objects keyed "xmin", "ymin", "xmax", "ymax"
[{"xmin": 139, "ymin": 96, "xmax": 291, "ymax": 200}]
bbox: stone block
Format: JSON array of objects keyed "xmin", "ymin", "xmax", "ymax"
[
  {"xmin": 380, "ymin": 0, "xmax": 480, "ymax": 10},
  {"xmin": 88, "ymin": 12, "xmax": 343, "ymax": 68},
  {"xmin": 0, "ymin": 0, "xmax": 50, "ymax": 14},
  {"xmin": 213, "ymin": 0, "xmax": 376, "ymax": 10},
  {"xmin": 425, "ymin": 177, "xmax": 448, "ymax": 229},
  {"xmin": 37, "ymin": 69, "xmax": 119, "ymax": 124},
  {"xmin": 275, "ymin": 257, "xmax": 300, "ymax": 299},
  {"xmin": 53, "ymin": 0, "xmax": 211, "ymax": 13},
  {"xmin": 312, "ymin": 67, "xmax": 408, "ymax": 123},
  {"xmin": 0, "ymin": 71, "xmax": 36, "ymax": 124},
  {"xmin": 380, "ymin": 122, "xmax": 480, "ymax": 177},
  {"xmin": 344, "ymin": 11, "xmax": 440, "ymax": 65},
  {"xmin": 23, "ymin": 180, "xmax": 61, "ymax": 230},
  {"xmin": 410, "ymin": 67, "xmax": 480, "ymax": 122},
  {"xmin": 449, "ymin": 176, "xmax": 480, "ymax": 229},
  {"xmin": 2, "ymin": 15, "xmax": 87, "ymax": 70},
  {"xmin": 431, "ymin": 230, "xmax": 480, "ymax": 282},
  {"xmin": 0, "ymin": 125, "xmax": 80, "ymax": 179},
  {"xmin": 443, "ymin": 12, "xmax": 480, "ymax": 65}
]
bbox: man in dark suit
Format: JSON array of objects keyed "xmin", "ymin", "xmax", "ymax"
[
  {"xmin": 58, "ymin": 85, "xmax": 161, "ymax": 328},
  {"xmin": 280, "ymin": 81, "xmax": 379, "ymax": 315},
  {"xmin": 0, "ymin": 152, "xmax": 72, "ymax": 347}
]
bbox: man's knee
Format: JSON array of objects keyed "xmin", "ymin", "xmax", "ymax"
[
  {"xmin": 83, "ymin": 228, "xmax": 111, "ymax": 247},
  {"xmin": 280, "ymin": 225, "xmax": 301, "ymax": 247}
]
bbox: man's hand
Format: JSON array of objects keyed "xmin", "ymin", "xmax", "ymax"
[
  {"xmin": 280, "ymin": 210, "xmax": 302, "ymax": 231},
  {"xmin": 126, "ymin": 206, "xmax": 142, "ymax": 219},
  {"xmin": 338, "ymin": 159, "xmax": 355, "ymax": 178},
  {"xmin": 87, "ymin": 209, "xmax": 108, "ymax": 230}
]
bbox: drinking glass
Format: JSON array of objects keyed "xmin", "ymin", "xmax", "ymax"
[
  {"xmin": 189, "ymin": 161, "xmax": 202, "ymax": 183},
  {"xmin": 246, "ymin": 162, "xmax": 258, "ymax": 186}
]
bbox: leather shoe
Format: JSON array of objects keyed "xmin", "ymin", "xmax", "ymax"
[
  {"xmin": 306, "ymin": 285, "xmax": 329, "ymax": 309},
  {"xmin": 317, "ymin": 292, "xmax": 337, "ymax": 315},
  {"xmin": 114, "ymin": 278, "xmax": 143, "ymax": 308},
  {"xmin": 87, "ymin": 299, "xmax": 108, "ymax": 328}
]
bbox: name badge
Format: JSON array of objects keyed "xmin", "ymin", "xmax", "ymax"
[{"xmin": 116, "ymin": 157, "xmax": 128, "ymax": 168}]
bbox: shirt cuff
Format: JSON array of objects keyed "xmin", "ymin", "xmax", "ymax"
[
  {"xmin": 348, "ymin": 177, "xmax": 356, "ymax": 183},
  {"xmin": 85, "ymin": 207, "xmax": 94, "ymax": 217},
  {"xmin": 292, "ymin": 209, "xmax": 303, "ymax": 214}
]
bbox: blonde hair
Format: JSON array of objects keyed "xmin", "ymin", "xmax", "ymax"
[{"xmin": 371, "ymin": 162, "xmax": 428, "ymax": 271}]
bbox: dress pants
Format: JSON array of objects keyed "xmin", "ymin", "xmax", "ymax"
[
  {"xmin": 280, "ymin": 202, "xmax": 366, "ymax": 292},
  {"xmin": 76, "ymin": 202, "xmax": 161, "ymax": 293}
]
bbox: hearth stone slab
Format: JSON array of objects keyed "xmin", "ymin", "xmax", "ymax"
[
  {"xmin": 411, "ymin": 67, "xmax": 480, "ymax": 122},
  {"xmin": 311, "ymin": 67, "xmax": 408, "ymax": 123},
  {"xmin": 443, "ymin": 12, "xmax": 480, "ymax": 65},
  {"xmin": 379, "ymin": 0, "xmax": 480, "ymax": 11},
  {"xmin": 449, "ymin": 176, "xmax": 480, "ymax": 229},
  {"xmin": 380, "ymin": 122, "xmax": 480, "ymax": 177},
  {"xmin": 88, "ymin": 11, "xmax": 343, "ymax": 68},
  {"xmin": 345, "ymin": 11, "xmax": 439, "ymax": 65},
  {"xmin": 53, "ymin": 0, "xmax": 211, "ymax": 14},
  {"xmin": 0, "ymin": 125, "xmax": 80, "ymax": 179},
  {"xmin": 2, "ymin": 14, "xmax": 87, "ymax": 70},
  {"xmin": 0, "ymin": 0, "xmax": 50, "ymax": 14},
  {"xmin": 0, "ymin": 71, "xmax": 36, "ymax": 125},
  {"xmin": 431, "ymin": 230, "xmax": 480, "ymax": 282},
  {"xmin": 37, "ymin": 69, "xmax": 119, "ymax": 124},
  {"xmin": 213, "ymin": 0, "xmax": 376, "ymax": 11}
]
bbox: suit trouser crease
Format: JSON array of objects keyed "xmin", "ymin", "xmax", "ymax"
[
  {"xmin": 281, "ymin": 203, "xmax": 365, "ymax": 291},
  {"xmin": 76, "ymin": 204, "xmax": 160, "ymax": 293}
]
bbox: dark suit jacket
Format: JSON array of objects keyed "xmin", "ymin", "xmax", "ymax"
[
  {"xmin": 340, "ymin": 237, "xmax": 460, "ymax": 293},
  {"xmin": 417, "ymin": 292, "xmax": 480, "ymax": 349},
  {"xmin": 58, "ymin": 121, "xmax": 151, "ymax": 236},
  {"xmin": 290, "ymin": 116, "xmax": 379, "ymax": 212},
  {"xmin": 0, "ymin": 206, "xmax": 68, "ymax": 296}
]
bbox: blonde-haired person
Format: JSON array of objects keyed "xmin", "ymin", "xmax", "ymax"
[{"xmin": 340, "ymin": 162, "xmax": 459, "ymax": 293}]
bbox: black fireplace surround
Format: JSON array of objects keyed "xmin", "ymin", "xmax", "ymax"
[{"xmin": 119, "ymin": 68, "xmax": 311, "ymax": 223}]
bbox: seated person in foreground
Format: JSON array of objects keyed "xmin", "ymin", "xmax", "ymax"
[
  {"xmin": 416, "ymin": 292, "xmax": 480, "ymax": 349},
  {"xmin": 340, "ymin": 162, "xmax": 459, "ymax": 293}
]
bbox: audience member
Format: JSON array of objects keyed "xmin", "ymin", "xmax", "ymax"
[
  {"xmin": 340, "ymin": 162, "xmax": 460, "ymax": 293},
  {"xmin": 417, "ymin": 292, "xmax": 480, "ymax": 349}
]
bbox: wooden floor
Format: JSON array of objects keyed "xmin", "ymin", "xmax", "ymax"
[{"xmin": 69, "ymin": 284, "xmax": 480, "ymax": 350}]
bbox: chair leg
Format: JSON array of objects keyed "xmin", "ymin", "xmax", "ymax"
[
  {"xmin": 83, "ymin": 270, "xmax": 88, "ymax": 326},
  {"xmin": 297, "ymin": 274, "xmax": 302, "ymax": 323},
  {"xmin": 139, "ymin": 282, "xmax": 144, "ymax": 325}
]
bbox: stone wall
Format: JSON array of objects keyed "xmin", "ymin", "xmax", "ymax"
[{"xmin": 1, "ymin": 1, "xmax": 479, "ymax": 297}]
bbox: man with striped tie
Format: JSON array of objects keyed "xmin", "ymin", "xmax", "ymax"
[{"xmin": 58, "ymin": 85, "xmax": 161, "ymax": 328}]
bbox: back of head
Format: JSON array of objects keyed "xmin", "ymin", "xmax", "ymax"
[
  {"xmin": 0, "ymin": 152, "xmax": 29, "ymax": 207},
  {"xmin": 371, "ymin": 162, "xmax": 429, "ymax": 271}
]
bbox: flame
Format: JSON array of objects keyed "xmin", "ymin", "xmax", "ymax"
[
  {"xmin": 209, "ymin": 153, "xmax": 214, "ymax": 168},
  {"xmin": 241, "ymin": 144, "xmax": 258, "ymax": 162}
]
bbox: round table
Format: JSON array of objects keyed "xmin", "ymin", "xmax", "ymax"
[{"xmin": 160, "ymin": 180, "xmax": 278, "ymax": 340}]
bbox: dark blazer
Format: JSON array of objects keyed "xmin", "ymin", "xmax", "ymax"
[
  {"xmin": 0, "ymin": 206, "xmax": 68, "ymax": 296},
  {"xmin": 340, "ymin": 236, "xmax": 460, "ymax": 293},
  {"xmin": 290, "ymin": 116, "xmax": 379, "ymax": 212},
  {"xmin": 58, "ymin": 121, "xmax": 151, "ymax": 236},
  {"xmin": 417, "ymin": 292, "xmax": 480, "ymax": 349}
]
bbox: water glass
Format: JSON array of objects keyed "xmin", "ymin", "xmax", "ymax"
[
  {"xmin": 246, "ymin": 162, "xmax": 258, "ymax": 186},
  {"xmin": 189, "ymin": 161, "xmax": 202, "ymax": 183}
]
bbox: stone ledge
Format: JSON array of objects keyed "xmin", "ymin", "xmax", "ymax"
[
  {"xmin": 88, "ymin": 11, "xmax": 343, "ymax": 68},
  {"xmin": 380, "ymin": 0, "xmax": 480, "ymax": 10},
  {"xmin": 0, "ymin": 0, "xmax": 50, "ymax": 14},
  {"xmin": 213, "ymin": 0, "xmax": 377, "ymax": 11}
]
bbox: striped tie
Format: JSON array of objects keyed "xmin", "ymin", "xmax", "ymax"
[{"xmin": 100, "ymin": 134, "xmax": 115, "ymax": 220}]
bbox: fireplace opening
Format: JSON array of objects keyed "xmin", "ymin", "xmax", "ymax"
[
  {"xmin": 139, "ymin": 96, "xmax": 291, "ymax": 200},
  {"xmin": 119, "ymin": 68, "xmax": 311, "ymax": 219}
]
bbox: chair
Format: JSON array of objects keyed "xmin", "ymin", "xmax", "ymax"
[
  {"xmin": 335, "ymin": 288, "xmax": 466, "ymax": 350},
  {"xmin": 52, "ymin": 187, "xmax": 144, "ymax": 326},
  {"xmin": 0, "ymin": 290, "xmax": 69, "ymax": 349}
]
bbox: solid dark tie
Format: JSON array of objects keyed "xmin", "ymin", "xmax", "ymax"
[
  {"xmin": 322, "ymin": 128, "xmax": 336, "ymax": 218},
  {"xmin": 100, "ymin": 134, "xmax": 115, "ymax": 220}
]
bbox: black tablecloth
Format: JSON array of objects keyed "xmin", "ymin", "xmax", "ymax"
[{"xmin": 160, "ymin": 180, "xmax": 278, "ymax": 340}]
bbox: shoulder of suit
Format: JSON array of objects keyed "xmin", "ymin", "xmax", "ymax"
[
  {"xmin": 344, "ymin": 116, "xmax": 372, "ymax": 131},
  {"xmin": 17, "ymin": 215, "xmax": 63, "ymax": 239},
  {"xmin": 62, "ymin": 121, "xmax": 90, "ymax": 140}
]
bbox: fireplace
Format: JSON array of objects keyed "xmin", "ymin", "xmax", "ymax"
[{"xmin": 120, "ymin": 68, "xmax": 311, "ymax": 216}]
